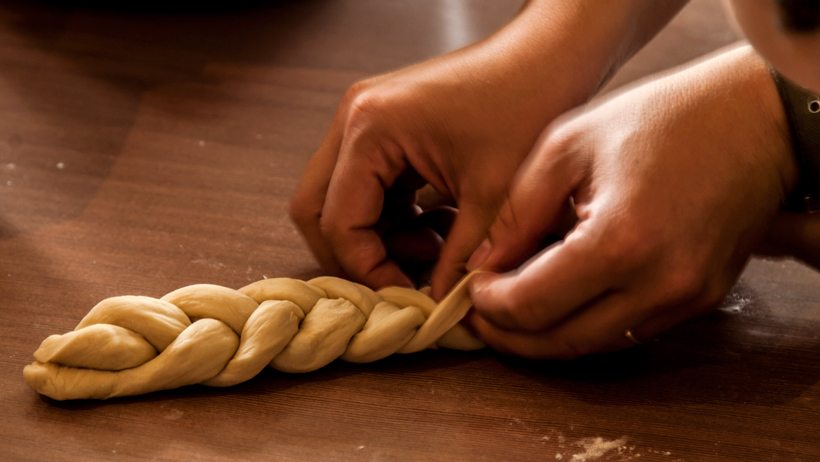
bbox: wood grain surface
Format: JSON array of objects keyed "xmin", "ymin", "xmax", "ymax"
[{"xmin": 2, "ymin": 1, "xmax": 819, "ymax": 461}]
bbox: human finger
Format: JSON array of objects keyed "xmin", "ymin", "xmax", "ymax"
[
  {"xmin": 321, "ymin": 128, "xmax": 414, "ymax": 289},
  {"xmin": 463, "ymin": 291, "xmax": 646, "ymax": 359},
  {"xmin": 289, "ymin": 101, "xmax": 351, "ymax": 277},
  {"xmin": 470, "ymin": 132, "xmax": 588, "ymax": 274},
  {"xmin": 467, "ymin": 219, "xmax": 623, "ymax": 332}
]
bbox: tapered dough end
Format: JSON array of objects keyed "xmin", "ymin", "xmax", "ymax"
[
  {"xmin": 23, "ymin": 362, "xmax": 116, "ymax": 401},
  {"xmin": 33, "ymin": 324, "xmax": 156, "ymax": 371},
  {"xmin": 25, "ymin": 319, "xmax": 239, "ymax": 400},
  {"xmin": 398, "ymin": 272, "xmax": 481, "ymax": 354}
]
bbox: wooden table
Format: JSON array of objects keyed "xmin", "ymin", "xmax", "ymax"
[{"xmin": 2, "ymin": 1, "xmax": 819, "ymax": 460}]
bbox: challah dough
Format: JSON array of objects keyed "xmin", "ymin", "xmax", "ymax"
[{"xmin": 24, "ymin": 273, "xmax": 483, "ymax": 400}]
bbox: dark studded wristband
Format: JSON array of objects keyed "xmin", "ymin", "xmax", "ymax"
[{"xmin": 771, "ymin": 68, "xmax": 820, "ymax": 213}]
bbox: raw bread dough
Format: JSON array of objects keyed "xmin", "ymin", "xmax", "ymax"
[{"xmin": 24, "ymin": 273, "xmax": 484, "ymax": 400}]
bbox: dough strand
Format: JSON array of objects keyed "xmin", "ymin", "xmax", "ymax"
[{"xmin": 24, "ymin": 273, "xmax": 483, "ymax": 400}]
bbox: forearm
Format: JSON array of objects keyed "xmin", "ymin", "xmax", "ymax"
[
  {"xmin": 390, "ymin": 0, "xmax": 690, "ymax": 161},
  {"xmin": 470, "ymin": 0, "xmax": 691, "ymax": 107}
]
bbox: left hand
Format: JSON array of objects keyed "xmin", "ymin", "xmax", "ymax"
[{"xmin": 463, "ymin": 45, "xmax": 798, "ymax": 359}]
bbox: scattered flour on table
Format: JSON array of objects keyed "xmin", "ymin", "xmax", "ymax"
[
  {"xmin": 720, "ymin": 288, "xmax": 753, "ymax": 314},
  {"xmin": 571, "ymin": 437, "xmax": 627, "ymax": 461},
  {"xmin": 191, "ymin": 256, "xmax": 226, "ymax": 270},
  {"xmin": 164, "ymin": 408, "xmax": 183, "ymax": 420}
]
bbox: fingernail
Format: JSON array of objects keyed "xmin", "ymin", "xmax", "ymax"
[
  {"xmin": 468, "ymin": 272, "xmax": 489, "ymax": 297},
  {"xmin": 466, "ymin": 239, "xmax": 491, "ymax": 271}
]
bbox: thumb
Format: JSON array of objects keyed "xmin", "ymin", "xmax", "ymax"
[{"xmin": 469, "ymin": 140, "xmax": 586, "ymax": 273}]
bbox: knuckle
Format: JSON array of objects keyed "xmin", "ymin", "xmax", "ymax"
[
  {"xmin": 337, "ymin": 80, "xmax": 393, "ymax": 137},
  {"xmin": 346, "ymin": 88, "xmax": 389, "ymax": 129},
  {"xmin": 499, "ymin": 291, "xmax": 531, "ymax": 329},
  {"xmin": 653, "ymin": 256, "xmax": 732, "ymax": 311},
  {"xmin": 491, "ymin": 201, "xmax": 523, "ymax": 238},
  {"xmin": 539, "ymin": 124, "xmax": 577, "ymax": 154},
  {"xmin": 597, "ymin": 226, "xmax": 657, "ymax": 273},
  {"xmin": 288, "ymin": 194, "xmax": 315, "ymax": 228},
  {"xmin": 474, "ymin": 281, "xmax": 538, "ymax": 331},
  {"xmin": 481, "ymin": 296, "xmax": 521, "ymax": 329},
  {"xmin": 534, "ymin": 121, "xmax": 586, "ymax": 167},
  {"xmin": 318, "ymin": 214, "xmax": 342, "ymax": 241},
  {"xmin": 503, "ymin": 293, "xmax": 557, "ymax": 333},
  {"xmin": 341, "ymin": 79, "xmax": 375, "ymax": 106},
  {"xmin": 659, "ymin": 265, "xmax": 705, "ymax": 303}
]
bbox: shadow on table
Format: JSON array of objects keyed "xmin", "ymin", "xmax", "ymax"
[
  {"xmin": 34, "ymin": 278, "xmax": 820, "ymax": 412},
  {"xmin": 25, "ymin": 280, "xmax": 820, "ymax": 459},
  {"xmin": 493, "ymin": 280, "xmax": 820, "ymax": 408}
]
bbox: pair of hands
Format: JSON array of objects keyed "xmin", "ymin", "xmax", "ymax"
[{"xmin": 290, "ymin": 43, "xmax": 797, "ymax": 359}]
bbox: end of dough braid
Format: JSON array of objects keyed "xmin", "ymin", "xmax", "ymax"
[{"xmin": 25, "ymin": 274, "xmax": 484, "ymax": 400}]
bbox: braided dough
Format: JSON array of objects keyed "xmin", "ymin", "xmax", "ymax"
[{"xmin": 24, "ymin": 273, "xmax": 483, "ymax": 400}]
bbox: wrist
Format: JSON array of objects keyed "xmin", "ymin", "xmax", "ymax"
[
  {"xmin": 770, "ymin": 69, "xmax": 820, "ymax": 212},
  {"xmin": 730, "ymin": 47, "xmax": 799, "ymax": 202},
  {"xmin": 418, "ymin": 0, "xmax": 689, "ymax": 133},
  {"xmin": 663, "ymin": 46, "xmax": 797, "ymax": 215},
  {"xmin": 479, "ymin": 0, "xmax": 690, "ymax": 106}
]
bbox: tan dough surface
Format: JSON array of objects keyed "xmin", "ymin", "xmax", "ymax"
[{"xmin": 24, "ymin": 273, "xmax": 484, "ymax": 400}]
